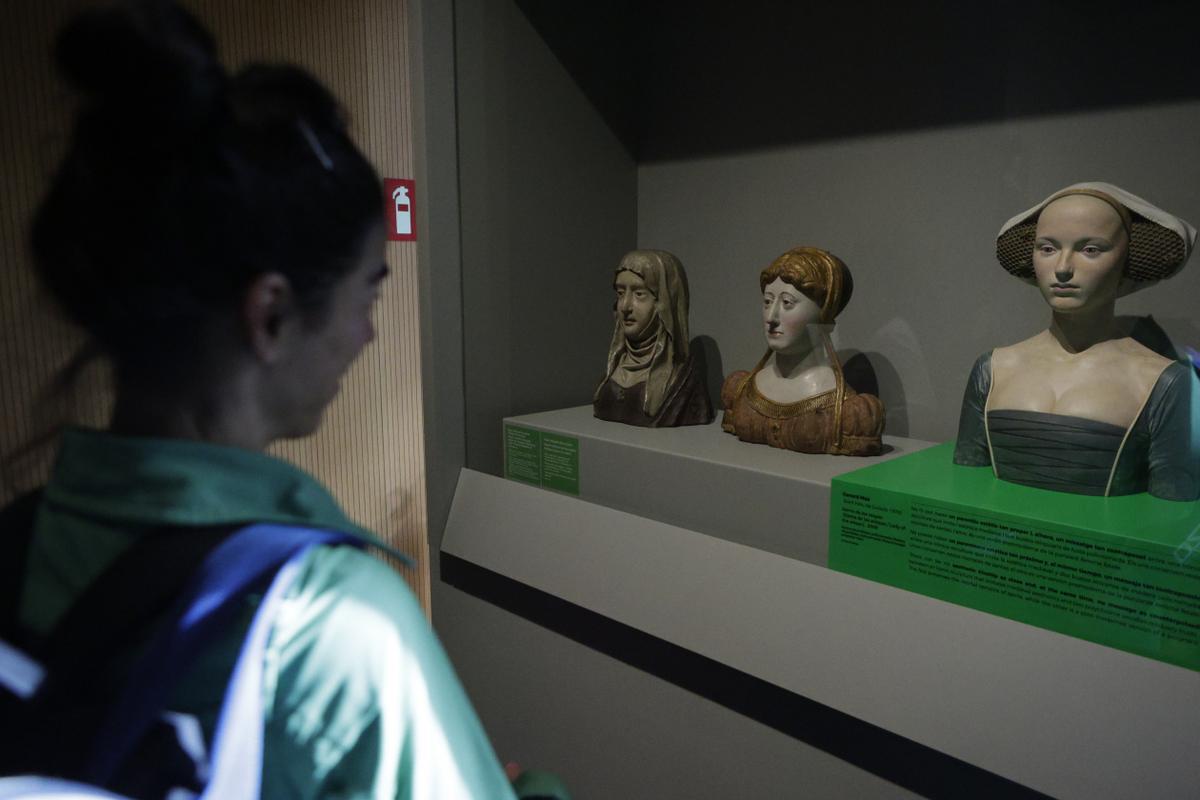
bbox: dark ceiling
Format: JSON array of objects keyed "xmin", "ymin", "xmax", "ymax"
[{"xmin": 516, "ymin": 0, "xmax": 1200, "ymax": 162}]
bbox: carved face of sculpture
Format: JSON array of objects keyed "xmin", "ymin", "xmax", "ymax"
[
  {"xmin": 762, "ymin": 277, "xmax": 821, "ymax": 355},
  {"xmin": 614, "ymin": 269, "xmax": 656, "ymax": 341},
  {"xmin": 1032, "ymin": 194, "xmax": 1129, "ymax": 314}
]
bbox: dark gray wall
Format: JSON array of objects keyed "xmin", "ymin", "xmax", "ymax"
[
  {"xmin": 412, "ymin": 0, "xmax": 466, "ymax": 549},
  {"xmin": 455, "ymin": 0, "xmax": 637, "ymax": 478}
]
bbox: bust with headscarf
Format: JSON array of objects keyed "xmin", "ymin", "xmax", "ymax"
[
  {"xmin": 721, "ymin": 246, "xmax": 885, "ymax": 456},
  {"xmin": 954, "ymin": 182, "xmax": 1200, "ymax": 501},
  {"xmin": 593, "ymin": 250, "xmax": 714, "ymax": 427}
]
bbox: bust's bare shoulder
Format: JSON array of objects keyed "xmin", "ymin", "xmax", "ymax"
[
  {"xmin": 1111, "ymin": 338, "xmax": 1174, "ymax": 391},
  {"xmin": 992, "ymin": 332, "xmax": 1051, "ymax": 370},
  {"xmin": 1113, "ymin": 336, "xmax": 1172, "ymax": 367}
]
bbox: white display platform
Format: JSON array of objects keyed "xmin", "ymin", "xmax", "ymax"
[
  {"xmin": 443, "ymin": 468, "xmax": 1200, "ymax": 800},
  {"xmin": 504, "ymin": 406, "xmax": 932, "ymax": 565}
]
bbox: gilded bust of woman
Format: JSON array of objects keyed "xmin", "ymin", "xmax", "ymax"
[
  {"xmin": 954, "ymin": 182, "xmax": 1199, "ymax": 500},
  {"xmin": 593, "ymin": 249, "xmax": 714, "ymax": 427},
  {"xmin": 722, "ymin": 246, "xmax": 885, "ymax": 456}
]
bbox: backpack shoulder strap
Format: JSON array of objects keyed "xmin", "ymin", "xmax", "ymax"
[
  {"xmin": 87, "ymin": 524, "xmax": 363, "ymax": 789},
  {"xmin": 0, "ymin": 489, "xmax": 233, "ymax": 657},
  {"xmin": 5, "ymin": 515, "xmax": 363, "ymax": 796},
  {"xmin": 1, "ymin": 520, "xmax": 247, "ymax": 786},
  {"xmin": 40, "ymin": 523, "xmax": 243, "ymax": 665},
  {"xmin": 0, "ymin": 490, "xmax": 45, "ymax": 639}
]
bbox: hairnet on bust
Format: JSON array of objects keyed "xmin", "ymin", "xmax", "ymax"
[{"xmin": 996, "ymin": 182, "xmax": 1196, "ymax": 291}]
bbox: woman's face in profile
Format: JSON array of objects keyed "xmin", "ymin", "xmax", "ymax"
[
  {"xmin": 762, "ymin": 276, "xmax": 821, "ymax": 355},
  {"xmin": 275, "ymin": 222, "xmax": 389, "ymax": 437},
  {"xmin": 1032, "ymin": 195, "xmax": 1128, "ymax": 315}
]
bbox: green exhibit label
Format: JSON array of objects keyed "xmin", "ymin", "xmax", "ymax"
[
  {"xmin": 504, "ymin": 425, "xmax": 542, "ymax": 485},
  {"xmin": 540, "ymin": 432, "xmax": 580, "ymax": 495},
  {"xmin": 830, "ymin": 442, "xmax": 1200, "ymax": 671},
  {"xmin": 503, "ymin": 424, "xmax": 579, "ymax": 495}
]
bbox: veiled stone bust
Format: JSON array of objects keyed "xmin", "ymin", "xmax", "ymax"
[{"xmin": 593, "ymin": 249, "xmax": 713, "ymax": 427}]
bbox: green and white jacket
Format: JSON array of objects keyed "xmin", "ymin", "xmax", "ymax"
[{"xmin": 18, "ymin": 428, "xmax": 516, "ymax": 800}]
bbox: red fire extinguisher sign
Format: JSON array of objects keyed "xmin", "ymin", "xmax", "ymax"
[{"xmin": 384, "ymin": 178, "xmax": 416, "ymax": 242}]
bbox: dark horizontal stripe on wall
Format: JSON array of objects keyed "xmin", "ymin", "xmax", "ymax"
[{"xmin": 440, "ymin": 552, "xmax": 1047, "ymax": 800}]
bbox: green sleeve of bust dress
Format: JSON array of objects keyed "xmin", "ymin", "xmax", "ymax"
[
  {"xmin": 261, "ymin": 546, "xmax": 518, "ymax": 800},
  {"xmin": 1144, "ymin": 361, "xmax": 1200, "ymax": 502},
  {"xmin": 953, "ymin": 352, "xmax": 993, "ymax": 467}
]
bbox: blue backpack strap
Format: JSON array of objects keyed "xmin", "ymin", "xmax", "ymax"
[
  {"xmin": 195, "ymin": 537, "xmax": 330, "ymax": 799},
  {"xmin": 2, "ymin": 519, "xmax": 256, "ymax": 786},
  {"xmin": 85, "ymin": 523, "xmax": 363, "ymax": 789}
]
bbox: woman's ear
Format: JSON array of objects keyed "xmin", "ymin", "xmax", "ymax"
[{"xmin": 242, "ymin": 272, "xmax": 298, "ymax": 364}]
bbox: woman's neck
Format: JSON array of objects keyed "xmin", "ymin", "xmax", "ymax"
[
  {"xmin": 1048, "ymin": 301, "xmax": 1121, "ymax": 354},
  {"xmin": 770, "ymin": 337, "xmax": 822, "ymax": 379},
  {"xmin": 109, "ymin": 375, "xmax": 269, "ymax": 451}
]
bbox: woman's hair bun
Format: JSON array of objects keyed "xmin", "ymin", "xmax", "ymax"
[
  {"xmin": 231, "ymin": 63, "xmax": 347, "ymax": 135},
  {"xmin": 55, "ymin": 0, "xmax": 226, "ymax": 127},
  {"xmin": 34, "ymin": 0, "xmax": 383, "ymax": 372}
]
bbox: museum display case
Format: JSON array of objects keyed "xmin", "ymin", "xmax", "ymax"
[{"xmin": 420, "ymin": 2, "xmax": 1200, "ymax": 796}]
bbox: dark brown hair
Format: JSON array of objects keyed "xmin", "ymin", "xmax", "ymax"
[{"xmin": 32, "ymin": 0, "xmax": 383, "ymax": 374}]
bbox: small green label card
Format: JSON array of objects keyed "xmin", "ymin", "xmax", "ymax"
[
  {"xmin": 504, "ymin": 424, "xmax": 579, "ymax": 495},
  {"xmin": 504, "ymin": 425, "xmax": 542, "ymax": 486},
  {"xmin": 540, "ymin": 432, "xmax": 580, "ymax": 494}
]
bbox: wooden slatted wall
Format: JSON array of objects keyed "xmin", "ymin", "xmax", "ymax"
[
  {"xmin": 0, "ymin": 0, "xmax": 430, "ymax": 610},
  {"xmin": 1, "ymin": 0, "xmax": 108, "ymax": 499}
]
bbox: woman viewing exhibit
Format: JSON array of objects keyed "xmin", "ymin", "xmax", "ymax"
[
  {"xmin": 0, "ymin": 1, "xmax": 560, "ymax": 797},
  {"xmin": 721, "ymin": 246, "xmax": 885, "ymax": 456},
  {"xmin": 954, "ymin": 182, "xmax": 1199, "ymax": 500}
]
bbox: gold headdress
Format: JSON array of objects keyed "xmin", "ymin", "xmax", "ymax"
[{"xmin": 759, "ymin": 246, "xmax": 853, "ymax": 324}]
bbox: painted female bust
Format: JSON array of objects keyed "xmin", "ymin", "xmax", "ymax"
[
  {"xmin": 722, "ymin": 246, "xmax": 885, "ymax": 456},
  {"xmin": 593, "ymin": 249, "xmax": 714, "ymax": 427},
  {"xmin": 954, "ymin": 182, "xmax": 1199, "ymax": 500}
]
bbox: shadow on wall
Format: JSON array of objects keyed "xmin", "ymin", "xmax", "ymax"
[
  {"xmin": 692, "ymin": 334, "xmax": 724, "ymax": 414},
  {"xmin": 1123, "ymin": 315, "xmax": 1187, "ymax": 361},
  {"xmin": 840, "ymin": 351, "xmax": 878, "ymax": 398},
  {"xmin": 1156, "ymin": 317, "xmax": 1200, "ymax": 379},
  {"xmin": 851, "ymin": 351, "xmax": 909, "ymax": 439},
  {"xmin": 516, "ymin": 0, "xmax": 1200, "ymax": 162},
  {"xmin": 840, "ymin": 350, "xmax": 910, "ymax": 438}
]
